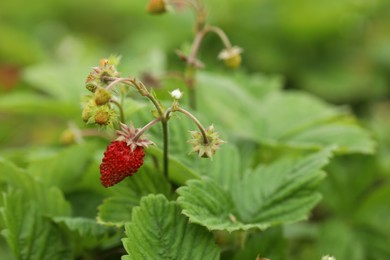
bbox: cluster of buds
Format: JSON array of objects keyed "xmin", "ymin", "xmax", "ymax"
[{"xmin": 81, "ymin": 58, "xmax": 121, "ymax": 127}]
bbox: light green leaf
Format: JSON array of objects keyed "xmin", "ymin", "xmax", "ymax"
[
  {"xmin": 0, "ymin": 158, "xmax": 71, "ymax": 217},
  {"xmin": 197, "ymin": 72, "xmax": 375, "ymax": 154},
  {"xmin": 177, "ymin": 149, "xmax": 332, "ymax": 232},
  {"xmin": 122, "ymin": 194, "xmax": 220, "ymax": 260},
  {"xmin": 27, "ymin": 143, "xmax": 97, "ymax": 193},
  {"xmin": 0, "ymin": 92, "xmax": 79, "ymax": 117},
  {"xmin": 22, "ymin": 61, "xmax": 91, "ymax": 102},
  {"xmin": 285, "ymin": 122, "xmax": 375, "ymax": 154},
  {"xmin": 0, "ymin": 191, "xmax": 72, "ymax": 260},
  {"xmin": 97, "ymin": 166, "xmax": 172, "ymax": 226}
]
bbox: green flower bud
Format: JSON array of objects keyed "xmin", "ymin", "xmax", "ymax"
[
  {"xmin": 147, "ymin": 0, "xmax": 166, "ymax": 14},
  {"xmin": 82, "ymin": 99, "xmax": 97, "ymax": 122},
  {"xmin": 218, "ymin": 46, "xmax": 243, "ymax": 69},
  {"xmin": 94, "ymin": 87, "xmax": 112, "ymax": 105}
]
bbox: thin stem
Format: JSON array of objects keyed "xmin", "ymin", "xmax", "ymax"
[
  {"xmin": 105, "ymin": 77, "xmax": 129, "ymax": 91},
  {"xmin": 162, "ymin": 121, "xmax": 169, "ymax": 179},
  {"xmin": 110, "ymin": 99, "xmax": 125, "ymax": 123},
  {"xmin": 81, "ymin": 129, "xmax": 113, "ymax": 141},
  {"xmin": 207, "ymin": 26, "xmax": 232, "ymax": 49},
  {"xmin": 133, "ymin": 118, "xmax": 161, "ymax": 141},
  {"xmin": 176, "ymin": 107, "xmax": 209, "ymax": 144},
  {"xmin": 188, "ymin": 30, "xmax": 207, "ymax": 64}
]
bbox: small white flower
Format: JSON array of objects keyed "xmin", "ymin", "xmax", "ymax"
[
  {"xmin": 170, "ymin": 89, "xmax": 183, "ymax": 100},
  {"xmin": 321, "ymin": 255, "xmax": 336, "ymax": 260},
  {"xmin": 218, "ymin": 46, "xmax": 243, "ymax": 60}
]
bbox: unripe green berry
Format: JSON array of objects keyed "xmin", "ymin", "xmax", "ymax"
[
  {"xmin": 224, "ymin": 54, "xmax": 241, "ymax": 69},
  {"xmin": 94, "ymin": 87, "xmax": 112, "ymax": 105},
  {"xmin": 95, "ymin": 109, "xmax": 110, "ymax": 125},
  {"xmin": 82, "ymin": 100, "xmax": 97, "ymax": 122},
  {"xmin": 147, "ymin": 0, "xmax": 166, "ymax": 14},
  {"xmin": 60, "ymin": 129, "xmax": 76, "ymax": 145}
]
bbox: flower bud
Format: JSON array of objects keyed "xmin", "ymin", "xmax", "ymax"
[
  {"xmin": 94, "ymin": 87, "xmax": 112, "ymax": 105},
  {"xmin": 170, "ymin": 89, "xmax": 183, "ymax": 100},
  {"xmin": 218, "ymin": 46, "xmax": 243, "ymax": 69},
  {"xmin": 60, "ymin": 129, "xmax": 76, "ymax": 145},
  {"xmin": 147, "ymin": 0, "xmax": 166, "ymax": 14},
  {"xmin": 82, "ymin": 99, "xmax": 97, "ymax": 122},
  {"xmin": 95, "ymin": 109, "xmax": 110, "ymax": 126}
]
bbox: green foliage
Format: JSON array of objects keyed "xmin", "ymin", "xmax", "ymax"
[
  {"xmin": 1, "ymin": 0, "xmax": 388, "ymax": 259},
  {"xmin": 122, "ymin": 194, "xmax": 220, "ymax": 260},
  {"xmin": 97, "ymin": 165, "xmax": 172, "ymax": 226},
  {"xmin": 177, "ymin": 149, "xmax": 332, "ymax": 232}
]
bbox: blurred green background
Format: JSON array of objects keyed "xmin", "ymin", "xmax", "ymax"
[{"xmin": 1, "ymin": 0, "xmax": 390, "ymax": 259}]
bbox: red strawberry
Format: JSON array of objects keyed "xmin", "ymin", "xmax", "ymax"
[
  {"xmin": 100, "ymin": 141, "xmax": 145, "ymax": 187},
  {"xmin": 99, "ymin": 123, "xmax": 154, "ymax": 187}
]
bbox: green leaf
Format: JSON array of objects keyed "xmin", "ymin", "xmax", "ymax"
[
  {"xmin": 22, "ymin": 61, "xmax": 91, "ymax": 102},
  {"xmin": 27, "ymin": 142, "xmax": 97, "ymax": 193},
  {"xmin": 0, "ymin": 92, "xmax": 79, "ymax": 117},
  {"xmin": 122, "ymin": 194, "xmax": 220, "ymax": 260},
  {"xmin": 0, "ymin": 190, "xmax": 72, "ymax": 260},
  {"xmin": 197, "ymin": 72, "xmax": 375, "ymax": 154},
  {"xmin": 285, "ymin": 122, "xmax": 375, "ymax": 154},
  {"xmin": 0, "ymin": 158, "xmax": 71, "ymax": 217},
  {"xmin": 97, "ymin": 166, "xmax": 172, "ymax": 226},
  {"xmin": 52, "ymin": 216, "xmax": 115, "ymax": 251},
  {"xmin": 177, "ymin": 149, "xmax": 332, "ymax": 232},
  {"xmin": 229, "ymin": 227, "xmax": 286, "ymax": 260}
]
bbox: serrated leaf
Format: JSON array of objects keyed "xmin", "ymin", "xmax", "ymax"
[
  {"xmin": 0, "ymin": 158, "xmax": 71, "ymax": 217},
  {"xmin": 97, "ymin": 166, "xmax": 172, "ymax": 226},
  {"xmin": 177, "ymin": 149, "xmax": 332, "ymax": 232},
  {"xmin": 0, "ymin": 191, "xmax": 72, "ymax": 260},
  {"xmin": 122, "ymin": 194, "xmax": 220, "ymax": 260}
]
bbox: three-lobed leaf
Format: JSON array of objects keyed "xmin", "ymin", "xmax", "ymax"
[{"xmin": 177, "ymin": 148, "xmax": 333, "ymax": 232}]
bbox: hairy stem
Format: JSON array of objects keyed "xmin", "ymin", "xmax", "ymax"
[
  {"xmin": 132, "ymin": 118, "xmax": 161, "ymax": 142},
  {"xmin": 162, "ymin": 121, "xmax": 169, "ymax": 179},
  {"xmin": 110, "ymin": 99, "xmax": 125, "ymax": 123},
  {"xmin": 176, "ymin": 107, "xmax": 209, "ymax": 144},
  {"xmin": 207, "ymin": 26, "xmax": 232, "ymax": 49}
]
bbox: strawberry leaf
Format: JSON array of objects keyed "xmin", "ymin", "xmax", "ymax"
[
  {"xmin": 177, "ymin": 148, "xmax": 332, "ymax": 232},
  {"xmin": 122, "ymin": 194, "xmax": 220, "ymax": 260},
  {"xmin": 97, "ymin": 165, "xmax": 172, "ymax": 226}
]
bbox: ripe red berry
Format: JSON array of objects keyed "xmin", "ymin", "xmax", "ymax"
[{"xmin": 100, "ymin": 141, "xmax": 145, "ymax": 187}]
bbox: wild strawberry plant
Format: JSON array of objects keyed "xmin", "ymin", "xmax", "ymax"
[{"xmin": 0, "ymin": 1, "xmax": 379, "ymax": 259}]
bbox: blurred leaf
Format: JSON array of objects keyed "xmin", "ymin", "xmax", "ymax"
[
  {"xmin": 97, "ymin": 166, "xmax": 172, "ymax": 226},
  {"xmin": 22, "ymin": 61, "xmax": 91, "ymax": 102},
  {"xmin": 316, "ymin": 220, "xmax": 365, "ymax": 260},
  {"xmin": 197, "ymin": 72, "xmax": 375, "ymax": 154},
  {"xmin": 355, "ymin": 183, "xmax": 390, "ymax": 232},
  {"xmin": 0, "ymin": 92, "xmax": 79, "ymax": 117},
  {"xmin": 0, "ymin": 24, "xmax": 44, "ymax": 65},
  {"xmin": 27, "ymin": 142, "xmax": 97, "ymax": 193},
  {"xmin": 229, "ymin": 227, "xmax": 286, "ymax": 260},
  {"xmin": 122, "ymin": 194, "xmax": 220, "ymax": 260},
  {"xmin": 285, "ymin": 122, "xmax": 375, "ymax": 154},
  {"xmin": 177, "ymin": 149, "xmax": 332, "ymax": 232},
  {"xmin": 0, "ymin": 190, "xmax": 72, "ymax": 260},
  {"xmin": 53, "ymin": 216, "xmax": 115, "ymax": 251},
  {"xmin": 0, "ymin": 158, "xmax": 71, "ymax": 217}
]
